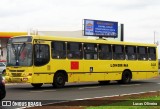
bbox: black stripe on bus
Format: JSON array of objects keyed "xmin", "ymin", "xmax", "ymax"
[{"xmin": 34, "ymin": 70, "xmax": 158, "ymax": 74}]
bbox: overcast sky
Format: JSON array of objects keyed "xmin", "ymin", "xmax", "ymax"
[{"xmin": 0, "ymin": 0, "xmax": 160, "ymax": 44}]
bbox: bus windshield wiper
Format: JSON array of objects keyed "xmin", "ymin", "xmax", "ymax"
[
  {"xmin": 16, "ymin": 43, "xmax": 26, "ymax": 66},
  {"xmin": 18, "ymin": 43, "xmax": 26, "ymax": 56},
  {"xmin": 11, "ymin": 43, "xmax": 16, "ymax": 56},
  {"xmin": 11, "ymin": 43, "xmax": 26, "ymax": 66}
]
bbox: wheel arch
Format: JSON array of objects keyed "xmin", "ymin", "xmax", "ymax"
[
  {"xmin": 122, "ymin": 69, "xmax": 132, "ymax": 79},
  {"xmin": 54, "ymin": 70, "xmax": 68, "ymax": 82}
]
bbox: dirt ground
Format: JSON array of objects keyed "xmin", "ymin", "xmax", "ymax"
[{"xmin": 28, "ymin": 91, "xmax": 160, "ymax": 109}]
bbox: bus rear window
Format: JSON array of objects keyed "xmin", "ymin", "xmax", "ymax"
[{"xmin": 148, "ymin": 47, "xmax": 156, "ymax": 60}]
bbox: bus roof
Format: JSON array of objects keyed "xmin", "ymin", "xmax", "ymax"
[{"xmin": 13, "ymin": 35, "xmax": 157, "ymax": 47}]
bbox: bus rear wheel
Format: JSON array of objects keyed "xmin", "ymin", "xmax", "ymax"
[
  {"xmin": 118, "ymin": 70, "xmax": 132, "ymax": 84},
  {"xmin": 52, "ymin": 72, "xmax": 65, "ymax": 88},
  {"xmin": 31, "ymin": 83, "xmax": 43, "ymax": 88}
]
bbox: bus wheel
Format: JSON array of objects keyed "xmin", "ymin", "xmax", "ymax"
[
  {"xmin": 118, "ymin": 70, "xmax": 131, "ymax": 84},
  {"xmin": 98, "ymin": 81, "xmax": 110, "ymax": 85},
  {"xmin": 52, "ymin": 72, "xmax": 65, "ymax": 88},
  {"xmin": 31, "ymin": 83, "xmax": 43, "ymax": 88}
]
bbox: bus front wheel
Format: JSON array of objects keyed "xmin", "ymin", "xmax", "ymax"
[
  {"xmin": 31, "ymin": 83, "xmax": 43, "ymax": 88},
  {"xmin": 118, "ymin": 70, "xmax": 132, "ymax": 84},
  {"xmin": 52, "ymin": 72, "xmax": 65, "ymax": 88}
]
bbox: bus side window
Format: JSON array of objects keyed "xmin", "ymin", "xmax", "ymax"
[
  {"xmin": 113, "ymin": 45, "xmax": 125, "ymax": 60},
  {"xmin": 125, "ymin": 46, "xmax": 137, "ymax": 60},
  {"xmin": 99, "ymin": 44, "xmax": 112, "ymax": 60},
  {"xmin": 137, "ymin": 46, "xmax": 148, "ymax": 60},
  {"xmin": 148, "ymin": 47, "xmax": 156, "ymax": 60},
  {"xmin": 84, "ymin": 43, "xmax": 97, "ymax": 60},
  {"xmin": 34, "ymin": 44, "xmax": 50, "ymax": 66},
  {"xmin": 67, "ymin": 42, "xmax": 82, "ymax": 59},
  {"xmin": 51, "ymin": 41, "xmax": 66, "ymax": 59}
]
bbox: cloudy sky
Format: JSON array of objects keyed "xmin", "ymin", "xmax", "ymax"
[{"xmin": 0, "ymin": 0, "xmax": 160, "ymax": 44}]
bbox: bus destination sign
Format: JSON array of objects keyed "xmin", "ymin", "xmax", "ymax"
[{"xmin": 84, "ymin": 19, "xmax": 118, "ymax": 38}]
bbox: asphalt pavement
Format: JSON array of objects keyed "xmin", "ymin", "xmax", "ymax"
[{"xmin": 1, "ymin": 76, "xmax": 160, "ymax": 109}]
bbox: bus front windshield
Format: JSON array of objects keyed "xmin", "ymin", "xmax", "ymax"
[{"xmin": 7, "ymin": 43, "xmax": 32, "ymax": 66}]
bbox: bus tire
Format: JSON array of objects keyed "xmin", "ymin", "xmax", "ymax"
[
  {"xmin": 118, "ymin": 70, "xmax": 132, "ymax": 84},
  {"xmin": 98, "ymin": 81, "xmax": 110, "ymax": 85},
  {"xmin": 31, "ymin": 83, "xmax": 43, "ymax": 88},
  {"xmin": 52, "ymin": 72, "xmax": 65, "ymax": 88}
]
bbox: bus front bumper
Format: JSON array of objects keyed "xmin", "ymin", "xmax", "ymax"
[{"xmin": 5, "ymin": 76, "xmax": 32, "ymax": 83}]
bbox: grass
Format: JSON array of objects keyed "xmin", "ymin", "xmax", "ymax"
[{"xmin": 87, "ymin": 96, "xmax": 160, "ymax": 109}]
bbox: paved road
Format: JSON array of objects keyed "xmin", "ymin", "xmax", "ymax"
[{"xmin": 1, "ymin": 76, "xmax": 160, "ymax": 108}]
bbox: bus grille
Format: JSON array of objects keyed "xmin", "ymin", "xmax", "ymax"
[
  {"xmin": 10, "ymin": 70, "xmax": 25, "ymax": 72},
  {"xmin": 12, "ymin": 73, "xmax": 22, "ymax": 77}
]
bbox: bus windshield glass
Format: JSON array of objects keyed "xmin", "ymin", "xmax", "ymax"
[{"xmin": 7, "ymin": 43, "xmax": 32, "ymax": 66}]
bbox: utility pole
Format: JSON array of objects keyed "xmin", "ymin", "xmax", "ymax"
[
  {"xmin": 120, "ymin": 24, "xmax": 124, "ymax": 41},
  {"xmin": 154, "ymin": 31, "xmax": 156, "ymax": 44}
]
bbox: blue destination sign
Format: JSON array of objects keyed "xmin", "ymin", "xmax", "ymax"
[{"xmin": 84, "ymin": 19, "xmax": 118, "ymax": 38}]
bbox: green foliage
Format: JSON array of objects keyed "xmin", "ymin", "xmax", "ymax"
[{"xmin": 87, "ymin": 96, "xmax": 160, "ymax": 109}]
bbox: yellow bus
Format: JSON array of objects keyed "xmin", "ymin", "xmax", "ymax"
[{"xmin": 5, "ymin": 35, "xmax": 159, "ymax": 88}]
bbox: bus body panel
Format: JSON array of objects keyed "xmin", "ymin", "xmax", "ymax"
[{"xmin": 6, "ymin": 35, "xmax": 159, "ymax": 86}]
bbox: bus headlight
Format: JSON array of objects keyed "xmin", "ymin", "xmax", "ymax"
[{"xmin": 23, "ymin": 78, "xmax": 28, "ymax": 81}]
